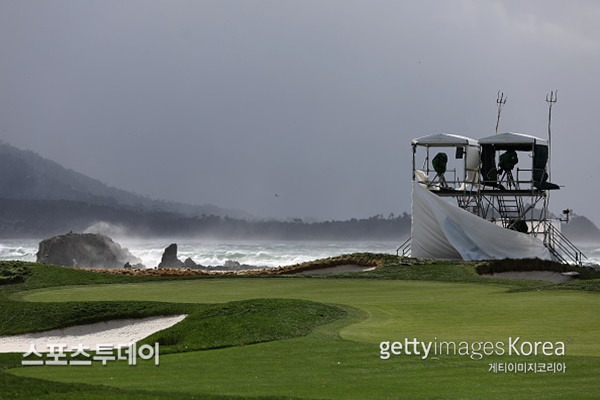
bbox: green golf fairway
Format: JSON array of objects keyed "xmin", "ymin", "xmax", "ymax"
[
  {"xmin": 19, "ymin": 279, "xmax": 600, "ymax": 352},
  {"xmin": 10, "ymin": 278, "xmax": 600, "ymax": 399}
]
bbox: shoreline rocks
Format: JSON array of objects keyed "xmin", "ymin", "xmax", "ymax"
[
  {"xmin": 156, "ymin": 243, "xmax": 258, "ymax": 271},
  {"xmin": 157, "ymin": 243, "xmax": 184, "ymax": 269},
  {"xmin": 36, "ymin": 232, "xmax": 144, "ymax": 269}
]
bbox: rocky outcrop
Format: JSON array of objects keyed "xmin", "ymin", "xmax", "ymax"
[
  {"xmin": 183, "ymin": 257, "xmax": 197, "ymax": 269},
  {"xmin": 36, "ymin": 232, "xmax": 143, "ymax": 269},
  {"xmin": 158, "ymin": 243, "xmax": 184, "ymax": 269},
  {"xmin": 154, "ymin": 243, "xmax": 261, "ymax": 270},
  {"xmin": 223, "ymin": 260, "xmax": 242, "ymax": 269}
]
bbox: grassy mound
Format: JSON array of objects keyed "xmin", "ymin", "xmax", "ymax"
[
  {"xmin": 0, "ymin": 262, "xmax": 31, "ymax": 285},
  {"xmin": 141, "ymin": 299, "xmax": 347, "ymax": 354},
  {"xmin": 2, "ymin": 256, "xmax": 600, "ymax": 399},
  {"xmin": 12, "ymin": 277, "xmax": 600, "ymax": 399},
  {"xmin": 0, "ymin": 261, "xmax": 346, "ymax": 399},
  {"xmin": 477, "ymin": 258, "xmax": 600, "ymax": 280}
]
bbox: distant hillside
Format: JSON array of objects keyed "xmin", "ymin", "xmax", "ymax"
[
  {"xmin": 561, "ymin": 215, "xmax": 600, "ymax": 242},
  {"xmin": 0, "ymin": 142, "xmax": 598, "ymax": 243},
  {"xmin": 0, "ymin": 198, "xmax": 411, "ymax": 239},
  {"xmin": 0, "ymin": 142, "xmax": 411, "ymax": 240},
  {"xmin": 0, "ymin": 142, "xmax": 251, "ymax": 218}
]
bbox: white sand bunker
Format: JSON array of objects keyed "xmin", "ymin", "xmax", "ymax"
[
  {"xmin": 0, "ymin": 315, "xmax": 186, "ymax": 353},
  {"xmin": 296, "ymin": 264, "xmax": 377, "ymax": 275}
]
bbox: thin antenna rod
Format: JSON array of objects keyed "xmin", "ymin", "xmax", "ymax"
[
  {"xmin": 496, "ymin": 91, "xmax": 507, "ymax": 134},
  {"xmin": 546, "ymin": 90, "xmax": 558, "ymax": 181}
]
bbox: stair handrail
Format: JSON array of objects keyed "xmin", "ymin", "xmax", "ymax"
[
  {"xmin": 545, "ymin": 223, "xmax": 587, "ymax": 266},
  {"xmin": 396, "ymin": 237, "xmax": 412, "ymax": 257}
]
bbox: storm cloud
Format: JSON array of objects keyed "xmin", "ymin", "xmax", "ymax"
[{"xmin": 1, "ymin": 1, "xmax": 599, "ymax": 222}]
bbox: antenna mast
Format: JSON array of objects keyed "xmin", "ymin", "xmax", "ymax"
[
  {"xmin": 545, "ymin": 90, "xmax": 558, "ymax": 181},
  {"xmin": 496, "ymin": 91, "xmax": 507, "ymax": 134}
]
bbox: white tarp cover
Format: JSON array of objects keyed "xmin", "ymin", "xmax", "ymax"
[
  {"xmin": 463, "ymin": 143, "xmax": 480, "ymax": 185},
  {"xmin": 411, "ymin": 182, "xmax": 552, "ymax": 260}
]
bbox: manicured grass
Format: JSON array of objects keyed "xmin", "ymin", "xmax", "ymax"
[
  {"xmin": 0, "ymin": 262, "xmax": 345, "ymax": 399},
  {"xmin": 19, "ymin": 278, "xmax": 600, "ymax": 356},
  {"xmin": 11, "ymin": 277, "xmax": 600, "ymax": 399},
  {"xmin": 0, "ymin": 353, "xmax": 286, "ymax": 400},
  {"xmin": 139, "ymin": 298, "xmax": 347, "ymax": 354},
  {"xmin": 12, "ymin": 339, "xmax": 593, "ymax": 399},
  {"xmin": 2, "ymin": 257, "xmax": 600, "ymax": 399}
]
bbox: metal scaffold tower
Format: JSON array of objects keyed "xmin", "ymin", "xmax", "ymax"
[{"xmin": 405, "ymin": 92, "xmax": 586, "ymax": 265}]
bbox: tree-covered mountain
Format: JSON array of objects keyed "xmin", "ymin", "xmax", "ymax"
[
  {"xmin": 0, "ymin": 197, "xmax": 411, "ymax": 239},
  {"xmin": 0, "ymin": 141, "xmax": 597, "ymax": 243},
  {"xmin": 0, "ymin": 142, "xmax": 412, "ymax": 240},
  {"xmin": 0, "ymin": 142, "xmax": 250, "ymax": 218}
]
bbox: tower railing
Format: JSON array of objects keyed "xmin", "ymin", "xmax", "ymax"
[
  {"xmin": 396, "ymin": 237, "xmax": 412, "ymax": 257},
  {"xmin": 544, "ymin": 223, "xmax": 586, "ymax": 266}
]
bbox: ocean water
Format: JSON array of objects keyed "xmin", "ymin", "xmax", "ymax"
[
  {"xmin": 0, "ymin": 239, "xmax": 40, "ymax": 262},
  {"xmin": 2, "ymin": 238, "xmax": 599, "ymax": 268},
  {"xmin": 0, "ymin": 238, "xmax": 402, "ymax": 268}
]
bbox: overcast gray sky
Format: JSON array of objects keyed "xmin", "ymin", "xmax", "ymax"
[{"xmin": 1, "ymin": 0, "xmax": 599, "ymax": 223}]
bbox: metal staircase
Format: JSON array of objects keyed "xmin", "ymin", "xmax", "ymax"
[
  {"xmin": 544, "ymin": 223, "xmax": 587, "ymax": 266},
  {"xmin": 396, "ymin": 237, "xmax": 412, "ymax": 257},
  {"xmin": 494, "ymin": 168, "xmax": 527, "ymax": 230},
  {"xmin": 497, "ymin": 196, "xmax": 525, "ymax": 229}
]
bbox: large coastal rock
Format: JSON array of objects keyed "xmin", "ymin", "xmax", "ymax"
[
  {"xmin": 36, "ymin": 232, "xmax": 143, "ymax": 269},
  {"xmin": 158, "ymin": 243, "xmax": 184, "ymax": 269}
]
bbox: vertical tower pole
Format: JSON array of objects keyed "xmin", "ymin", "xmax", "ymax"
[
  {"xmin": 496, "ymin": 91, "xmax": 507, "ymax": 134},
  {"xmin": 545, "ymin": 90, "xmax": 558, "ymax": 181},
  {"xmin": 544, "ymin": 90, "xmax": 558, "ymax": 244}
]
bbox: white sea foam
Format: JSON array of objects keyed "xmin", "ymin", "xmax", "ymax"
[
  {"xmin": 0, "ymin": 239, "xmax": 400, "ymax": 268},
  {"xmin": 0, "ymin": 239, "xmax": 39, "ymax": 262},
  {"xmin": 118, "ymin": 239, "xmax": 401, "ymax": 268},
  {"xmin": 1, "ymin": 238, "xmax": 599, "ymax": 268}
]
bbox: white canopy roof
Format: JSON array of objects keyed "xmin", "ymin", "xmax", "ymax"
[
  {"xmin": 412, "ymin": 133, "xmax": 479, "ymax": 147},
  {"xmin": 479, "ymin": 132, "xmax": 548, "ymax": 146}
]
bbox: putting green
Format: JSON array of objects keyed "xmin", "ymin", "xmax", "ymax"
[
  {"xmin": 20, "ymin": 279, "xmax": 600, "ymax": 354},
  {"xmin": 11, "ymin": 279, "xmax": 600, "ymax": 399}
]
